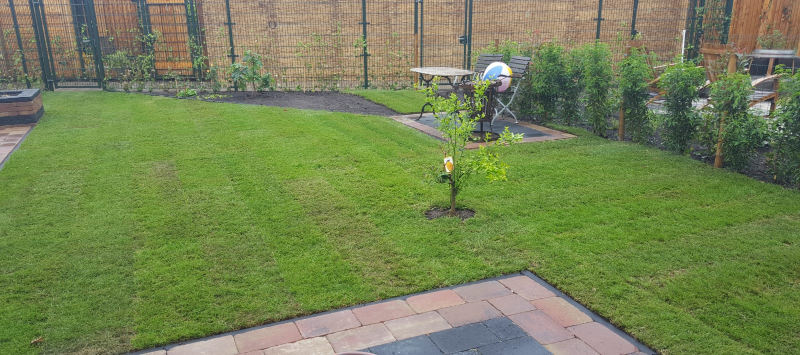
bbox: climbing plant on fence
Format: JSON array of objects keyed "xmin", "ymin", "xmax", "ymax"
[
  {"xmin": 659, "ymin": 61, "xmax": 706, "ymax": 153},
  {"xmin": 581, "ymin": 42, "xmax": 614, "ymax": 137},
  {"xmin": 618, "ymin": 46, "xmax": 654, "ymax": 143}
]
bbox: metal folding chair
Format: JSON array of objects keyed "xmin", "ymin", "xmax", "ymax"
[{"xmin": 495, "ymin": 55, "xmax": 531, "ymax": 123}]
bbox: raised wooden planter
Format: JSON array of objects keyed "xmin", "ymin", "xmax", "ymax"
[{"xmin": 0, "ymin": 89, "xmax": 44, "ymax": 126}]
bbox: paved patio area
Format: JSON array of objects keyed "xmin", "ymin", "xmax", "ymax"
[
  {"xmin": 0, "ymin": 124, "xmax": 34, "ymax": 169},
  {"xmin": 133, "ymin": 272, "xmax": 652, "ymax": 355},
  {"xmin": 391, "ymin": 114, "xmax": 575, "ymax": 149}
]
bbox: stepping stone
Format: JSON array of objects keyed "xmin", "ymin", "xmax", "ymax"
[
  {"xmin": 368, "ymin": 335, "xmax": 444, "ymax": 355},
  {"xmin": 428, "ymin": 323, "xmax": 500, "ymax": 354},
  {"xmin": 384, "ymin": 311, "xmax": 452, "ymax": 340},
  {"xmin": 483, "ymin": 317, "xmax": 528, "ymax": 341},
  {"xmin": 476, "ymin": 335, "xmax": 551, "ymax": 355},
  {"xmin": 406, "ymin": 290, "xmax": 465, "ymax": 313}
]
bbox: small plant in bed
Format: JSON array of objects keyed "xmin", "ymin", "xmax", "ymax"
[{"xmin": 421, "ymin": 79, "xmax": 523, "ymax": 218}]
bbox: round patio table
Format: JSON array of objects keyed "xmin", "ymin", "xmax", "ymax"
[{"xmin": 410, "ymin": 67, "xmax": 475, "ymax": 119}]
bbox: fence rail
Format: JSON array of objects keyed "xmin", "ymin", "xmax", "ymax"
[{"xmin": 0, "ymin": 0, "xmax": 730, "ymax": 91}]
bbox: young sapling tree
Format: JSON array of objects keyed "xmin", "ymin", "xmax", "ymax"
[{"xmin": 421, "ymin": 79, "xmax": 523, "ymax": 217}]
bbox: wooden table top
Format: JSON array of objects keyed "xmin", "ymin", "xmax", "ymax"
[{"xmin": 410, "ymin": 67, "xmax": 474, "ymax": 76}]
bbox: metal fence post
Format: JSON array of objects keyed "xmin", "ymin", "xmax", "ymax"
[
  {"xmin": 85, "ymin": 0, "xmax": 104, "ymax": 88},
  {"xmin": 8, "ymin": 0, "xmax": 30, "ymax": 88},
  {"xmin": 28, "ymin": 0, "xmax": 53, "ymax": 90},
  {"xmin": 360, "ymin": 0, "xmax": 369, "ymax": 88},
  {"xmin": 595, "ymin": 0, "xmax": 604, "ymax": 40},
  {"xmin": 630, "ymin": 0, "xmax": 639, "ymax": 38},
  {"xmin": 418, "ymin": 0, "xmax": 423, "ymax": 68},
  {"xmin": 466, "ymin": 0, "xmax": 473, "ymax": 68},
  {"xmin": 223, "ymin": 0, "xmax": 236, "ymax": 89}
]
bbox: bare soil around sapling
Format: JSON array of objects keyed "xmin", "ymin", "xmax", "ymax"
[{"xmin": 425, "ymin": 207, "xmax": 476, "ymax": 220}]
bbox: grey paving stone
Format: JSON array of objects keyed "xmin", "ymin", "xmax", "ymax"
[
  {"xmin": 428, "ymin": 323, "xmax": 500, "ymax": 354},
  {"xmin": 476, "ymin": 336, "xmax": 552, "ymax": 355},
  {"xmin": 483, "ymin": 317, "xmax": 527, "ymax": 341},
  {"xmin": 367, "ymin": 336, "xmax": 443, "ymax": 355},
  {"xmin": 451, "ymin": 351, "xmax": 479, "ymax": 355}
]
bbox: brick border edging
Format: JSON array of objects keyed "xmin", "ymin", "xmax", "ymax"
[
  {"xmin": 521, "ymin": 271, "xmax": 656, "ymax": 355},
  {"xmin": 0, "ymin": 124, "xmax": 34, "ymax": 172},
  {"xmin": 128, "ymin": 271, "xmax": 656, "ymax": 355}
]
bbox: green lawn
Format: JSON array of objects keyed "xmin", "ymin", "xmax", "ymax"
[
  {"xmin": 347, "ymin": 89, "xmax": 428, "ymax": 114},
  {"xmin": 1, "ymin": 92, "xmax": 799, "ymax": 355}
]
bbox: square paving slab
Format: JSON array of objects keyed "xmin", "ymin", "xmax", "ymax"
[{"xmin": 129, "ymin": 272, "xmax": 654, "ymax": 355}]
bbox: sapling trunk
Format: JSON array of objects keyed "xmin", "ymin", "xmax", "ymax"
[{"xmin": 714, "ymin": 112, "xmax": 727, "ymax": 168}]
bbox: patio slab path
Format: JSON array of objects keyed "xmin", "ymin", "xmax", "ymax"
[
  {"xmin": 131, "ymin": 272, "xmax": 653, "ymax": 355},
  {"xmin": 0, "ymin": 124, "xmax": 34, "ymax": 170},
  {"xmin": 391, "ymin": 113, "xmax": 575, "ymax": 149}
]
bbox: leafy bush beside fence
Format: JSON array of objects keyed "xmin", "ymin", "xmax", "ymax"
[
  {"xmin": 769, "ymin": 71, "xmax": 800, "ymax": 186},
  {"xmin": 659, "ymin": 61, "xmax": 706, "ymax": 153},
  {"xmin": 581, "ymin": 42, "xmax": 615, "ymax": 137},
  {"xmin": 618, "ymin": 46, "xmax": 653, "ymax": 143}
]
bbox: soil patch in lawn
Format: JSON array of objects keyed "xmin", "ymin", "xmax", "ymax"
[
  {"xmin": 425, "ymin": 207, "xmax": 476, "ymax": 220},
  {"xmin": 152, "ymin": 91, "xmax": 400, "ymax": 116}
]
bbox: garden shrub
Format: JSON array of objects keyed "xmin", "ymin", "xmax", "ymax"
[
  {"xmin": 658, "ymin": 60, "xmax": 706, "ymax": 153},
  {"xmin": 421, "ymin": 80, "xmax": 523, "ymax": 216},
  {"xmin": 559, "ymin": 48, "xmax": 584, "ymax": 126},
  {"xmin": 581, "ymin": 42, "xmax": 614, "ymax": 137},
  {"xmin": 768, "ymin": 71, "xmax": 800, "ymax": 185},
  {"xmin": 700, "ymin": 73, "xmax": 766, "ymax": 171},
  {"xmin": 618, "ymin": 46, "xmax": 654, "ymax": 143},
  {"xmin": 518, "ymin": 42, "xmax": 566, "ymax": 123},
  {"xmin": 230, "ymin": 50, "xmax": 273, "ymax": 91}
]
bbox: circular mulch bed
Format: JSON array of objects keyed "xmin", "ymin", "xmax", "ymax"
[{"xmin": 425, "ymin": 207, "xmax": 476, "ymax": 220}]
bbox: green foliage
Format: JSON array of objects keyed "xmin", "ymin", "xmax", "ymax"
[
  {"xmin": 768, "ymin": 71, "xmax": 800, "ymax": 185},
  {"xmin": 659, "ymin": 60, "xmax": 706, "ymax": 153},
  {"xmin": 700, "ymin": 73, "xmax": 765, "ymax": 171},
  {"xmin": 559, "ymin": 48, "xmax": 585, "ymax": 126},
  {"xmin": 206, "ymin": 65, "xmax": 222, "ymax": 93},
  {"xmin": 472, "ymin": 39, "xmax": 535, "ymax": 63},
  {"xmin": 421, "ymin": 80, "xmax": 523, "ymax": 215},
  {"xmin": 581, "ymin": 42, "xmax": 614, "ymax": 137},
  {"xmin": 518, "ymin": 42, "xmax": 566, "ymax": 123},
  {"xmin": 619, "ymin": 46, "xmax": 654, "ymax": 143},
  {"xmin": 176, "ymin": 88, "xmax": 197, "ymax": 98},
  {"xmin": 757, "ymin": 30, "xmax": 789, "ymax": 50},
  {"xmin": 230, "ymin": 50, "xmax": 272, "ymax": 91}
]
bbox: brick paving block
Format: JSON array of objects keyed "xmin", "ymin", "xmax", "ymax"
[
  {"xmin": 384, "ymin": 311, "xmax": 452, "ymax": 340},
  {"xmin": 295, "ymin": 310, "xmax": 361, "ymax": 338},
  {"xmin": 437, "ymin": 300, "xmax": 503, "ymax": 327},
  {"xmin": 352, "ymin": 300, "xmax": 416, "ymax": 325},
  {"xmin": 545, "ymin": 338, "xmax": 601, "ymax": 355},
  {"xmin": 483, "ymin": 317, "xmax": 528, "ymax": 341},
  {"xmin": 476, "ymin": 334, "xmax": 551, "ymax": 355},
  {"xmin": 509, "ymin": 310, "xmax": 574, "ymax": 345},
  {"xmin": 135, "ymin": 350, "xmax": 166, "ymax": 355},
  {"xmin": 499, "ymin": 276, "xmax": 556, "ymax": 301},
  {"xmin": 487, "ymin": 294, "xmax": 537, "ymax": 316},
  {"xmin": 167, "ymin": 336, "xmax": 238, "ymax": 355},
  {"xmin": 428, "ymin": 323, "xmax": 500, "ymax": 354},
  {"xmin": 568, "ymin": 322, "xmax": 637, "ymax": 355},
  {"xmin": 532, "ymin": 297, "xmax": 592, "ymax": 327},
  {"xmin": 368, "ymin": 335, "xmax": 443, "ymax": 355},
  {"xmin": 453, "ymin": 281, "xmax": 512, "ymax": 302},
  {"xmin": 326, "ymin": 323, "xmax": 396, "ymax": 353},
  {"xmin": 406, "ymin": 290, "xmax": 465, "ymax": 313},
  {"xmin": 263, "ymin": 337, "xmax": 336, "ymax": 355},
  {"xmin": 239, "ymin": 351, "xmax": 266, "ymax": 355},
  {"xmin": 234, "ymin": 322, "xmax": 303, "ymax": 353}
]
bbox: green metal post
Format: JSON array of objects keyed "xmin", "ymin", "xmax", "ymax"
[
  {"xmin": 360, "ymin": 0, "xmax": 369, "ymax": 88},
  {"xmin": 418, "ymin": 0, "xmax": 423, "ymax": 68},
  {"xmin": 595, "ymin": 0, "xmax": 604, "ymax": 40},
  {"xmin": 37, "ymin": 0, "xmax": 57, "ymax": 89},
  {"xmin": 462, "ymin": 0, "xmax": 468, "ymax": 69},
  {"xmin": 84, "ymin": 0, "xmax": 104, "ymax": 88},
  {"xmin": 184, "ymin": 0, "xmax": 201, "ymax": 77},
  {"xmin": 8, "ymin": 0, "xmax": 31, "ymax": 88},
  {"xmin": 466, "ymin": 0, "xmax": 473, "ymax": 69},
  {"xmin": 223, "ymin": 0, "xmax": 236, "ymax": 90},
  {"xmin": 29, "ymin": 0, "xmax": 52, "ymax": 90},
  {"xmin": 630, "ymin": 0, "xmax": 639, "ymax": 38}
]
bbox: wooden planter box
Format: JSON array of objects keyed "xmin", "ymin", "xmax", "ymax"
[{"xmin": 0, "ymin": 89, "xmax": 44, "ymax": 126}]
